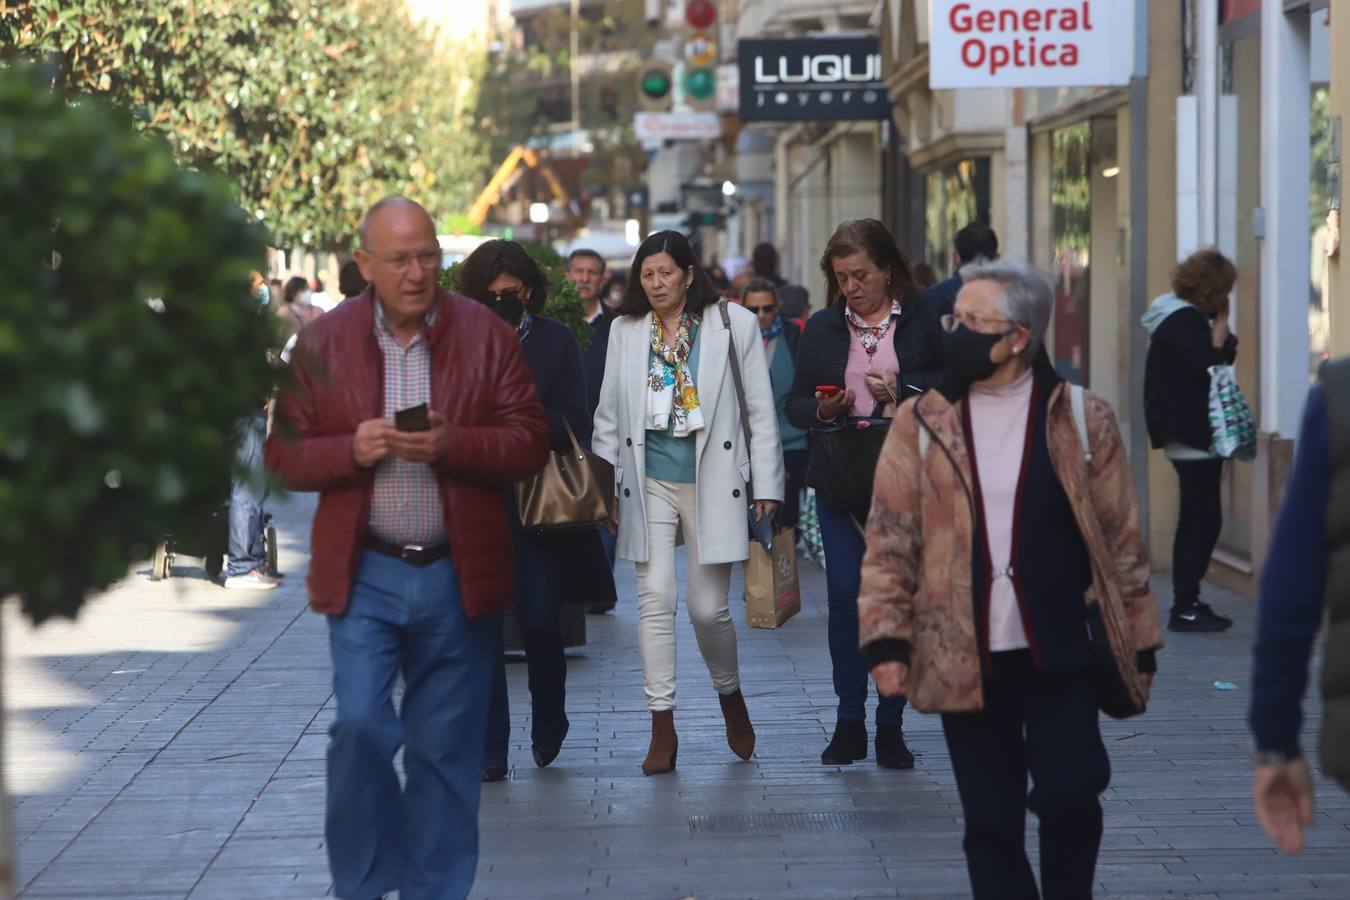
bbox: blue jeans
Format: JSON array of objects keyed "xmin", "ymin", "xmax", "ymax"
[
  {"xmin": 484, "ymin": 523, "xmax": 568, "ymax": 768},
  {"xmin": 817, "ymin": 496, "xmax": 906, "ymax": 727},
  {"xmin": 225, "ymin": 412, "xmax": 269, "ymax": 577},
  {"xmin": 326, "ymin": 550, "xmax": 500, "ymax": 900}
]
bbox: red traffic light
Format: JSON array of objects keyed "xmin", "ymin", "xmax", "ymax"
[{"xmin": 686, "ymin": 0, "xmax": 716, "ymax": 30}]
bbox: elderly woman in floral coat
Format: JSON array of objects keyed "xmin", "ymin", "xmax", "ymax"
[{"xmin": 858, "ymin": 258, "xmax": 1164, "ymax": 900}]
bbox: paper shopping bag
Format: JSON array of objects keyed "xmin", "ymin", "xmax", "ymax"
[{"xmin": 745, "ymin": 527, "xmax": 801, "ymax": 629}]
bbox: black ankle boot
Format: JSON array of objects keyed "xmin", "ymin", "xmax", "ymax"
[
  {"xmin": 820, "ymin": 719, "xmax": 868, "ymax": 765},
  {"xmin": 875, "ymin": 724, "xmax": 915, "ymax": 770}
]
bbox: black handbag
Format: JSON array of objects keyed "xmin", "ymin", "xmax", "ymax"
[
  {"xmin": 1086, "ymin": 598, "xmax": 1146, "ymax": 719},
  {"xmin": 806, "ymin": 415, "xmax": 891, "ymax": 524}
]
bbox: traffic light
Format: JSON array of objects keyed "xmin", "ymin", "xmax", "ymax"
[
  {"xmin": 637, "ymin": 60, "xmax": 674, "ymax": 112},
  {"xmin": 683, "ymin": 0, "xmax": 717, "ymax": 112}
]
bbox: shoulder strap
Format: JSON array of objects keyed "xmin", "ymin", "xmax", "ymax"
[
  {"xmin": 1069, "ymin": 384, "xmax": 1093, "ymax": 468},
  {"xmin": 719, "ymin": 300, "xmax": 755, "ymax": 496}
]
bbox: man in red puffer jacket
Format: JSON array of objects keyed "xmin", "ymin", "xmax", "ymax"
[{"xmin": 266, "ymin": 197, "xmax": 548, "ymax": 900}]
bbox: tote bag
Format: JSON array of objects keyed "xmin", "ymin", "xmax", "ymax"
[{"xmin": 1206, "ymin": 364, "xmax": 1257, "ymax": 461}]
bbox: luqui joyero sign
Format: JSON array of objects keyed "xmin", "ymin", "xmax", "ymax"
[
  {"xmin": 738, "ymin": 36, "xmax": 889, "ymax": 123},
  {"xmin": 929, "ymin": 1, "xmax": 1135, "ymax": 89}
]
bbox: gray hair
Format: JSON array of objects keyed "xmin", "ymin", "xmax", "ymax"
[{"xmin": 958, "ymin": 257, "xmax": 1054, "ymax": 356}]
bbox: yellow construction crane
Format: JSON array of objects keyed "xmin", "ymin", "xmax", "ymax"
[{"xmin": 467, "ymin": 146, "xmax": 574, "ymax": 228}]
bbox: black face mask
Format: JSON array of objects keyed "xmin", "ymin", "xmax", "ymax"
[
  {"xmin": 941, "ymin": 323, "xmax": 1011, "ymax": 383},
  {"xmin": 488, "ymin": 289, "xmax": 524, "ymax": 324}
]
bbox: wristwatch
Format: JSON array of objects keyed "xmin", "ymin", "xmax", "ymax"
[{"xmin": 1253, "ymin": 748, "xmax": 1303, "ymax": 767}]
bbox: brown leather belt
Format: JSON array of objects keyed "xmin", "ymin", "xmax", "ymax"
[{"xmin": 363, "ymin": 538, "xmax": 451, "ymax": 566}]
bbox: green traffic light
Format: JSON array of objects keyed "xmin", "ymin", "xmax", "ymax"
[
  {"xmin": 642, "ymin": 71, "xmax": 671, "ymax": 98},
  {"xmin": 685, "ymin": 67, "xmax": 715, "ymax": 100}
]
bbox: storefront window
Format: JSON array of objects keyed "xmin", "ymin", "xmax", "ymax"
[
  {"xmin": 1050, "ymin": 123, "xmax": 1091, "ymax": 384},
  {"xmin": 1310, "ymin": 86, "xmax": 1333, "ymax": 376},
  {"xmin": 923, "ymin": 158, "xmax": 990, "ymax": 279}
]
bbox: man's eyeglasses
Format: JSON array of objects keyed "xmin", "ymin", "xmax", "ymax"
[
  {"xmin": 940, "ymin": 312, "xmax": 1020, "ymax": 334},
  {"xmin": 360, "ymin": 247, "xmax": 441, "ymax": 273},
  {"xmin": 745, "ymin": 305, "xmax": 776, "ymax": 314}
]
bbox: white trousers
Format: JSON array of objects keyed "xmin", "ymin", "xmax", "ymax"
[{"xmin": 635, "ymin": 477, "xmax": 740, "ymax": 711}]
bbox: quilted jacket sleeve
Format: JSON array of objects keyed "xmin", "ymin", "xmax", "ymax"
[
  {"xmin": 436, "ymin": 328, "xmax": 550, "ymax": 482},
  {"xmin": 857, "ymin": 400, "xmax": 925, "ymax": 667},
  {"xmin": 264, "ymin": 336, "xmax": 366, "ymax": 494},
  {"xmin": 1084, "ymin": 391, "xmax": 1164, "ymax": 666}
]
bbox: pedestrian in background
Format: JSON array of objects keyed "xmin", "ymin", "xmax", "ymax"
[
  {"xmin": 1250, "ymin": 358, "xmax": 1348, "ymax": 854},
  {"xmin": 459, "ymin": 239, "xmax": 589, "ymax": 782},
  {"xmin": 1142, "ymin": 248, "xmax": 1240, "ymax": 632},
  {"xmin": 266, "ymin": 197, "xmax": 549, "ymax": 900},
  {"xmin": 741, "ymin": 277, "xmax": 807, "ymax": 528},
  {"xmin": 786, "ymin": 218, "xmax": 946, "ymax": 770},
  {"xmin": 221, "ymin": 403, "xmax": 276, "ymax": 590},
  {"xmin": 339, "ymin": 258, "xmax": 368, "ymax": 301},
  {"xmin": 593, "ymin": 230, "xmax": 784, "ymax": 776},
  {"xmin": 861, "ymin": 258, "xmax": 1162, "ymax": 900},
  {"xmin": 277, "ymin": 274, "xmax": 322, "ymax": 338},
  {"xmin": 566, "ymin": 248, "xmax": 623, "ymax": 613},
  {"xmin": 927, "ymin": 221, "xmax": 1000, "ymax": 315},
  {"xmin": 752, "ymin": 241, "xmax": 788, "ymax": 287},
  {"xmin": 911, "ymin": 262, "xmax": 938, "ymax": 289}
]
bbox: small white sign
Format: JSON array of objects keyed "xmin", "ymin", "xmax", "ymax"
[
  {"xmin": 928, "ymin": 0, "xmax": 1135, "ymax": 90},
  {"xmin": 634, "ymin": 111, "xmax": 722, "ymax": 142}
]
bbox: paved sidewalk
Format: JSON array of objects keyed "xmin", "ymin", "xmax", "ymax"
[{"xmin": 7, "ymin": 493, "xmax": 1350, "ymax": 899}]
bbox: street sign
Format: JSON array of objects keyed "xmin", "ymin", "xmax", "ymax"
[
  {"xmin": 737, "ymin": 36, "xmax": 889, "ymax": 123},
  {"xmin": 634, "ymin": 111, "xmax": 722, "ymax": 143},
  {"xmin": 928, "ymin": 0, "xmax": 1136, "ymax": 89}
]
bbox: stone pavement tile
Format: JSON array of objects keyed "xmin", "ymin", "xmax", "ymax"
[{"xmin": 187, "ymin": 870, "xmax": 333, "ymax": 900}]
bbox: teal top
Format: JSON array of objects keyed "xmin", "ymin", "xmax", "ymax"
[
  {"xmin": 645, "ymin": 331, "xmax": 702, "ymax": 484},
  {"xmin": 768, "ymin": 334, "xmax": 808, "ymax": 452}
]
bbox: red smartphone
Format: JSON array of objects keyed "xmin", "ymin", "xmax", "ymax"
[{"xmin": 815, "ymin": 385, "xmax": 842, "ymax": 397}]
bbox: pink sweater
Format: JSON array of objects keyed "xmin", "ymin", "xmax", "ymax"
[
  {"xmin": 967, "ymin": 369, "xmax": 1034, "ymax": 652},
  {"xmin": 844, "ymin": 313, "xmax": 901, "ymax": 417}
]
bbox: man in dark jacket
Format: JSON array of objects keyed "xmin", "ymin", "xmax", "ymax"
[
  {"xmin": 266, "ymin": 197, "xmax": 549, "ymax": 900},
  {"xmin": 1250, "ymin": 358, "xmax": 1348, "ymax": 854},
  {"xmin": 1141, "ymin": 249, "xmax": 1239, "ymax": 633},
  {"xmin": 926, "ymin": 221, "xmax": 999, "ymax": 314}
]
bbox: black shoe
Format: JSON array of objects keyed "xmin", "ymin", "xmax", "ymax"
[
  {"xmin": 875, "ymin": 724, "xmax": 915, "ymax": 770},
  {"xmin": 532, "ymin": 718, "xmax": 570, "ymax": 768},
  {"xmin": 1169, "ymin": 602, "xmax": 1233, "ymax": 632},
  {"xmin": 481, "ymin": 763, "xmax": 508, "ymax": 782},
  {"xmin": 820, "ymin": 719, "xmax": 867, "ymax": 765}
]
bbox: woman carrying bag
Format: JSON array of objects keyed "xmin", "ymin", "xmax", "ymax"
[
  {"xmin": 592, "ymin": 230, "xmax": 784, "ymax": 776},
  {"xmin": 785, "ymin": 218, "xmax": 945, "ymax": 769},
  {"xmin": 1142, "ymin": 248, "xmax": 1241, "ymax": 633},
  {"xmin": 458, "ymin": 240, "xmax": 589, "ymax": 782},
  {"xmin": 858, "ymin": 258, "xmax": 1164, "ymax": 900}
]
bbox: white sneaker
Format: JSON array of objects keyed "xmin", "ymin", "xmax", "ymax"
[{"xmin": 223, "ymin": 569, "xmax": 280, "ymax": 590}]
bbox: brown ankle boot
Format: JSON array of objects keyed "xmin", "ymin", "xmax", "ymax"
[
  {"xmin": 718, "ymin": 689, "xmax": 756, "ymax": 760},
  {"xmin": 641, "ymin": 710, "xmax": 678, "ymax": 776}
]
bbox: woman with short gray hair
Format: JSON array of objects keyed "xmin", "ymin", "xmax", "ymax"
[{"xmin": 857, "ymin": 259, "xmax": 1164, "ymax": 899}]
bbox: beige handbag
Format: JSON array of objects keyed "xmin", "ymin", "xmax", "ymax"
[{"xmin": 514, "ymin": 420, "xmax": 614, "ymax": 530}]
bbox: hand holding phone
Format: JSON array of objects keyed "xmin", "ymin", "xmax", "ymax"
[
  {"xmin": 394, "ymin": 403, "xmax": 430, "ymax": 432},
  {"xmin": 815, "ymin": 384, "xmax": 842, "ymax": 397},
  {"xmin": 815, "ymin": 385, "xmax": 853, "ymax": 421}
]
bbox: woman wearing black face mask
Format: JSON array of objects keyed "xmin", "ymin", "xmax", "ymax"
[
  {"xmin": 858, "ymin": 258, "xmax": 1163, "ymax": 900},
  {"xmin": 457, "ymin": 239, "xmax": 589, "ymax": 782}
]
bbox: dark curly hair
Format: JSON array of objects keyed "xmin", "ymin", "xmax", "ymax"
[
  {"xmin": 819, "ymin": 219, "xmax": 918, "ymax": 308},
  {"xmin": 456, "ymin": 239, "xmax": 549, "ymax": 315},
  {"xmin": 1171, "ymin": 248, "xmax": 1236, "ymax": 315},
  {"xmin": 618, "ymin": 230, "xmax": 719, "ymax": 317}
]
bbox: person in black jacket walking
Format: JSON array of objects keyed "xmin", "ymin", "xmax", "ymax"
[
  {"xmin": 1142, "ymin": 248, "xmax": 1239, "ymax": 632},
  {"xmin": 459, "ymin": 240, "xmax": 590, "ymax": 780},
  {"xmin": 786, "ymin": 218, "xmax": 946, "ymax": 770}
]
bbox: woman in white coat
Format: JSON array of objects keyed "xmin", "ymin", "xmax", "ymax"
[{"xmin": 593, "ymin": 230, "xmax": 785, "ymax": 776}]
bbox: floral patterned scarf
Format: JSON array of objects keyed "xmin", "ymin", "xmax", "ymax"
[
  {"xmin": 646, "ymin": 311, "xmax": 704, "ymax": 437},
  {"xmin": 844, "ymin": 299, "xmax": 902, "ymax": 361}
]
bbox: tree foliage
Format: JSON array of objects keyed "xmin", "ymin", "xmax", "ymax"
[
  {"xmin": 1, "ymin": 0, "xmax": 487, "ymax": 250},
  {"xmin": 0, "ymin": 61, "xmax": 278, "ymax": 623}
]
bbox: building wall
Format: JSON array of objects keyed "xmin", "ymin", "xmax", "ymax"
[{"xmin": 1328, "ymin": 6, "xmax": 1350, "ymax": 360}]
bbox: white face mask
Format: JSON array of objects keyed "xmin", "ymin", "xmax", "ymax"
[{"xmin": 299, "ymin": 290, "xmax": 313, "ymax": 305}]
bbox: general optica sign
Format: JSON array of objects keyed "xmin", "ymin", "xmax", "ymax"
[
  {"xmin": 737, "ymin": 36, "xmax": 890, "ymax": 123},
  {"xmin": 928, "ymin": 1, "xmax": 1136, "ymax": 89}
]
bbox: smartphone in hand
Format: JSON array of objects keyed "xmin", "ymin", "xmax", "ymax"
[
  {"xmin": 815, "ymin": 385, "xmax": 842, "ymax": 397},
  {"xmin": 394, "ymin": 403, "xmax": 430, "ymax": 432}
]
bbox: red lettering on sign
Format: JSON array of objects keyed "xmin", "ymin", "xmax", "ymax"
[
  {"xmin": 959, "ymin": 36, "xmax": 1080, "ymax": 75},
  {"xmin": 950, "ymin": 3, "xmax": 973, "ymax": 32},
  {"xmin": 947, "ymin": 2, "xmax": 1095, "ymax": 34}
]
